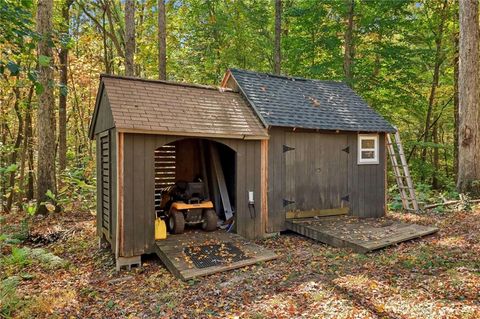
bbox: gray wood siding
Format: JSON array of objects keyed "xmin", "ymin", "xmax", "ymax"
[
  {"xmin": 285, "ymin": 132, "xmax": 348, "ymax": 211},
  {"xmin": 120, "ymin": 133, "xmax": 263, "ymax": 258},
  {"xmin": 347, "ymin": 133, "xmax": 386, "ymax": 218},
  {"xmin": 95, "ymin": 128, "xmax": 117, "ymax": 249},
  {"xmin": 267, "ymin": 129, "xmax": 386, "ymax": 232},
  {"xmin": 93, "ymin": 90, "xmax": 115, "ymax": 136}
]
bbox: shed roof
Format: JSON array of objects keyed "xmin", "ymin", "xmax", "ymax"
[
  {"xmin": 226, "ymin": 69, "xmax": 395, "ymax": 133},
  {"xmin": 89, "ymin": 75, "xmax": 268, "ymax": 139}
]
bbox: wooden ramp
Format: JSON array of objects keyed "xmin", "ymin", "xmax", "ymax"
[
  {"xmin": 286, "ymin": 216, "xmax": 438, "ymax": 253},
  {"xmin": 155, "ymin": 230, "xmax": 277, "ymax": 280}
]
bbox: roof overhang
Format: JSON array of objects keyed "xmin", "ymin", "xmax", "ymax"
[{"xmin": 116, "ymin": 128, "xmax": 269, "ymax": 140}]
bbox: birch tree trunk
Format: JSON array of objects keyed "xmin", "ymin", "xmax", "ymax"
[
  {"xmin": 158, "ymin": 0, "xmax": 167, "ymax": 80},
  {"xmin": 343, "ymin": 0, "xmax": 355, "ymax": 87},
  {"xmin": 458, "ymin": 0, "xmax": 480, "ymax": 195},
  {"xmin": 36, "ymin": 0, "xmax": 57, "ymax": 214},
  {"xmin": 274, "ymin": 0, "xmax": 282, "ymax": 75},
  {"xmin": 125, "ymin": 0, "xmax": 135, "ymax": 76}
]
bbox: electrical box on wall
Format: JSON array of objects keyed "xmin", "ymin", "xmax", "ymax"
[{"xmin": 248, "ymin": 191, "xmax": 254, "ymax": 204}]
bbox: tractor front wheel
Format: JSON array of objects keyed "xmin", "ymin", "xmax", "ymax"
[
  {"xmin": 168, "ymin": 208, "xmax": 185, "ymax": 234},
  {"xmin": 202, "ymin": 209, "xmax": 218, "ymax": 232}
]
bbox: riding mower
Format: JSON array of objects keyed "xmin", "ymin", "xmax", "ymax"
[{"xmin": 160, "ymin": 181, "xmax": 218, "ymax": 234}]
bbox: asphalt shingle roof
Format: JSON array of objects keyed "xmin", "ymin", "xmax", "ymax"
[
  {"xmin": 96, "ymin": 75, "xmax": 268, "ymax": 138},
  {"xmin": 229, "ymin": 69, "xmax": 395, "ymax": 132}
]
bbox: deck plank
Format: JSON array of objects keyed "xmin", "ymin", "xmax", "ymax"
[
  {"xmin": 155, "ymin": 230, "xmax": 277, "ymax": 280},
  {"xmin": 286, "ymin": 215, "xmax": 438, "ymax": 253}
]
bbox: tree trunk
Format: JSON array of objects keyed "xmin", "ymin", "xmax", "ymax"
[
  {"xmin": 6, "ymin": 85, "xmax": 23, "ymax": 212},
  {"xmin": 25, "ymin": 90, "xmax": 34, "ymax": 201},
  {"xmin": 274, "ymin": 0, "xmax": 282, "ymax": 75},
  {"xmin": 102, "ymin": 8, "xmax": 111, "ymax": 74},
  {"xmin": 432, "ymin": 122, "xmax": 439, "ymax": 189},
  {"xmin": 58, "ymin": 0, "xmax": 72, "ymax": 173},
  {"xmin": 158, "ymin": 0, "xmax": 167, "ymax": 80},
  {"xmin": 458, "ymin": 0, "xmax": 480, "ymax": 196},
  {"xmin": 36, "ymin": 0, "xmax": 57, "ymax": 214},
  {"xmin": 343, "ymin": 0, "xmax": 355, "ymax": 87},
  {"xmin": 125, "ymin": 0, "xmax": 135, "ymax": 76},
  {"xmin": 421, "ymin": 0, "xmax": 448, "ymax": 180},
  {"xmin": 454, "ymin": 32, "xmax": 459, "ymax": 178},
  {"xmin": 18, "ymin": 86, "xmax": 34, "ymax": 206}
]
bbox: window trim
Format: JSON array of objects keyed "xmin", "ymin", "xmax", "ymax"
[{"xmin": 357, "ymin": 134, "xmax": 379, "ymax": 165}]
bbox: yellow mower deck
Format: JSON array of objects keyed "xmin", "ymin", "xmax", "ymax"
[{"xmin": 171, "ymin": 200, "xmax": 214, "ymax": 211}]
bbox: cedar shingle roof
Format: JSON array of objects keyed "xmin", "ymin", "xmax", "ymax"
[
  {"xmin": 90, "ymin": 74, "xmax": 268, "ymax": 139},
  {"xmin": 228, "ymin": 69, "xmax": 395, "ymax": 133}
]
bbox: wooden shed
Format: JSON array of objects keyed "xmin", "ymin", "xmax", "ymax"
[
  {"xmin": 89, "ymin": 75, "xmax": 270, "ymax": 268},
  {"xmin": 221, "ymin": 69, "xmax": 396, "ymax": 233},
  {"xmin": 90, "ymin": 70, "xmax": 396, "ymax": 270}
]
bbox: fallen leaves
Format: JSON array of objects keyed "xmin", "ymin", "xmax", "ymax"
[{"xmin": 1, "ymin": 208, "xmax": 479, "ymax": 318}]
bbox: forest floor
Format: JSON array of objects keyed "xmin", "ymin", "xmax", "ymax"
[{"xmin": 1, "ymin": 207, "xmax": 479, "ymax": 319}]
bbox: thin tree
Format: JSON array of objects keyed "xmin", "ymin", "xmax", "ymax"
[
  {"xmin": 457, "ymin": 0, "xmax": 480, "ymax": 195},
  {"xmin": 125, "ymin": 0, "xmax": 135, "ymax": 76},
  {"xmin": 158, "ymin": 0, "xmax": 166, "ymax": 80},
  {"xmin": 59, "ymin": 0, "xmax": 73, "ymax": 172},
  {"xmin": 343, "ymin": 0, "xmax": 355, "ymax": 87},
  {"xmin": 36, "ymin": 0, "xmax": 57, "ymax": 214},
  {"xmin": 274, "ymin": 0, "xmax": 281, "ymax": 75},
  {"xmin": 420, "ymin": 0, "xmax": 448, "ymax": 180},
  {"xmin": 5, "ymin": 82, "xmax": 23, "ymax": 211},
  {"xmin": 453, "ymin": 31, "xmax": 459, "ymax": 177}
]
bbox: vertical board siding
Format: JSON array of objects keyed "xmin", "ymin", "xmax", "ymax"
[
  {"xmin": 120, "ymin": 134, "xmax": 263, "ymax": 257},
  {"xmin": 267, "ymin": 129, "xmax": 387, "ymax": 233},
  {"xmin": 133, "ymin": 135, "xmax": 146, "ymax": 255},
  {"xmin": 287, "ymin": 132, "xmax": 348, "ymax": 211},
  {"xmin": 122, "ymin": 134, "xmax": 134, "ymax": 256},
  {"xmin": 111, "ymin": 129, "xmax": 118, "ymax": 252},
  {"xmin": 347, "ymin": 133, "xmax": 386, "ymax": 217},
  {"xmin": 267, "ymin": 128, "xmax": 286, "ymax": 233},
  {"xmin": 93, "ymin": 90, "xmax": 115, "ymax": 135},
  {"xmin": 144, "ymin": 137, "xmax": 156, "ymax": 253}
]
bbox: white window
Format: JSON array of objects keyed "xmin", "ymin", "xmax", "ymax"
[{"xmin": 358, "ymin": 134, "xmax": 379, "ymax": 164}]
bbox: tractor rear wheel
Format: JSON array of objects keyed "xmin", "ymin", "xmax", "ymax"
[
  {"xmin": 202, "ymin": 209, "xmax": 218, "ymax": 232},
  {"xmin": 168, "ymin": 208, "xmax": 185, "ymax": 234}
]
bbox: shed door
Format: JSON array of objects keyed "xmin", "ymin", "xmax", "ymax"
[
  {"xmin": 284, "ymin": 132, "xmax": 349, "ymax": 212},
  {"xmin": 99, "ymin": 131, "xmax": 112, "ymax": 239}
]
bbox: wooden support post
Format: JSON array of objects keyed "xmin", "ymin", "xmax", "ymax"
[{"xmin": 116, "ymin": 132, "xmax": 124, "ymax": 262}]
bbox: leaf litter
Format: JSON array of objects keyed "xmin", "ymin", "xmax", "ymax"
[{"xmin": 1, "ymin": 208, "xmax": 479, "ymax": 318}]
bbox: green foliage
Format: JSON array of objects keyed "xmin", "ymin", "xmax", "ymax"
[
  {"xmin": 1, "ymin": 247, "xmax": 68, "ymax": 274},
  {"xmin": 2, "ymin": 247, "xmax": 31, "ymax": 269},
  {"xmin": 0, "ymin": 276, "xmax": 21, "ymax": 318},
  {"xmin": 38, "ymin": 55, "xmax": 51, "ymax": 66}
]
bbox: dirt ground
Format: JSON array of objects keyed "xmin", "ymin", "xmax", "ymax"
[{"xmin": 1, "ymin": 208, "xmax": 479, "ymax": 318}]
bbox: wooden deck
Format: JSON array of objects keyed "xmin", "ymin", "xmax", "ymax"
[
  {"xmin": 286, "ymin": 216, "xmax": 438, "ymax": 253},
  {"xmin": 155, "ymin": 230, "xmax": 277, "ymax": 280}
]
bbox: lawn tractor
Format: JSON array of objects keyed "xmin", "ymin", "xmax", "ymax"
[{"xmin": 160, "ymin": 181, "xmax": 218, "ymax": 234}]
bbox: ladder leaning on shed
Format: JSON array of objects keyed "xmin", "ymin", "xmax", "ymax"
[{"xmin": 386, "ymin": 129, "xmax": 420, "ymax": 212}]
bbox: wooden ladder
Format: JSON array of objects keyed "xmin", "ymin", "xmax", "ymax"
[{"xmin": 386, "ymin": 129, "xmax": 420, "ymax": 212}]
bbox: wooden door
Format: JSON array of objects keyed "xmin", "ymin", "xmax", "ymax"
[{"xmin": 284, "ymin": 132, "xmax": 349, "ymax": 212}]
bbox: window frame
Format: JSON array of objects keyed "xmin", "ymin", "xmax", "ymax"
[{"xmin": 357, "ymin": 134, "xmax": 379, "ymax": 165}]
